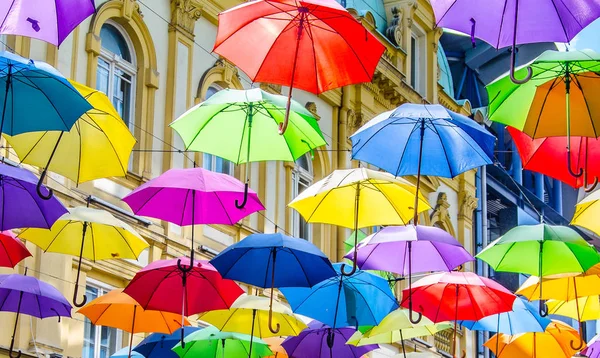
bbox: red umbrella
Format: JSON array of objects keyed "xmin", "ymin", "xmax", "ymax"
[
  {"xmin": 214, "ymin": 0, "xmax": 385, "ymax": 134},
  {"xmin": 400, "ymin": 271, "xmax": 516, "ymax": 358},
  {"xmin": 508, "ymin": 126, "xmax": 600, "ymax": 192},
  {"xmin": 0, "ymin": 231, "xmax": 31, "ymax": 268},
  {"xmin": 123, "ymin": 257, "xmax": 243, "ymax": 347}
]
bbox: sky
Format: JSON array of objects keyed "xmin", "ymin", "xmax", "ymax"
[{"xmin": 556, "ymin": 18, "xmax": 600, "ymax": 51}]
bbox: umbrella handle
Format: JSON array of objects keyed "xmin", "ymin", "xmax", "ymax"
[
  {"xmin": 567, "ymin": 150, "xmax": 584, "ymax": 178},
  {"xmin": 508, "ymin": 0, "xmax": 532, "ymax": 85},
  {"xmin": 538, "ymin": 301, "xmax": 548, "ymax": 317},
  {"xmin": 235, "ymin": 183, "xmax": 249, "ymax": 209},
  {"xmin": 469, "ymin": 18, "xmax": 476, "ymax": 48},
  {"xmin": 340, "ymin": 261, "xmax": 357, "ymax": 277},
  {"xmin": 585, "ymin": 177, "xmax": 598, "ymax": 192},
  {"xmin": 36, "ymin": 169, "xmax": 54, "ymax": 200},
  {"xmin": 326, "ymin": 329, "xmax": 335, "ymax": 348},
  {"xmin": 180, "ymin": 328, "xmax": 186, "ymax": 349},
  {"xmin": 267, "ymin": 307, "xmax": 280, "ymax": 334},
  {"xmin": 408, "ymin": 305, "xmax": 423, "ymax": 324},
  {"xmin": 570, "ymin": 336, "xmax": 584, "ymax": 350},
  {"xmin": 50, "ymin": 308, "xmax": 61, "ymax": 323},
  {"xmin": 8, "ymin": 339, "xmax": 21, "ymax": 358},
  {"xmin": 72, "ymin": 283, "xmax": 88, "ymax": 308}
]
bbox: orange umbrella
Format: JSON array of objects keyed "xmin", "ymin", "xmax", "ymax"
[
  {"xmin": 78, "ymin": 289, "xmax": 190, "ymax": 358},
  {"xmin": 264, "ymin": 337, "xmax": 288, "ymax": 358}
]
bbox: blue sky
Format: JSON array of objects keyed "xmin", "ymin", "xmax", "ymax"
[{"xmin": 556, "ymin": 18, "xmax": 600, "ymax": 51}]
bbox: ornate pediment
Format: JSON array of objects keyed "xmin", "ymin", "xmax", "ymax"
[{"xmin": 170, "ymin": 0, "xmax": 203, "ymax": 37}]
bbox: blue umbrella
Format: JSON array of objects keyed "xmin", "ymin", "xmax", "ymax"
[
  {"xmin": 458, "ymin": 297, "xmax": 551, "ymax": 335},
  {"xmin": 280, "ymin": 263, "xmax": 398, "ymax": 329},
  {"xmin": 111, "ymin": 347, "xmax": 143, "ymax": 358},
  {"xmin": 133, "ymin": 327, "xmax": 201, "ymax": 358},
  {"xmin": 350, "ymin": 103, "xmax": 495, "ymax": 323},
  {"xmin": 210, "ymin": 233, "xmax": 336, "ymax": 335}
]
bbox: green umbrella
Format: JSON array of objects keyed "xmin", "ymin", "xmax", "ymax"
[
  {"xmin": 344, "ymin": 230, "xmax": 368, "ymax": 253},
  {"xmin": 170, "ymin": 88, "xmax": 326, "ymax": 208},
  {"xmin": 476, "ymin": 224, "xmax": 600, "ymax": 318},
  {"xmin": 172, "ymin": 326, "xmax": 272, "ymax": 358}
]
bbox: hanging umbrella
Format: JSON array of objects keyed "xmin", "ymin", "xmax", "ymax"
[
  {"xmin": 214, "ymin": 0, "xmax": 385, "ymax": 134},
  {"xmin": 344, "ymin": 230, "xmax": 367, "ymax": 254},
  {"xmin": 0, "ymin": 163, "xmax": 67, "ymax": 230},
  {"xmin": 582, "ymin": 334, "xmax": 600, "ymax": 358},
  {"xmin": 133, "ymin": 327, "xmax": 201, "ymax": 358},
  {"xmin": 281, "ymin": 321, "xmax": 378, "ymax": 358},
  {"xmin": 123, "ymin": 258, "xmax": 243, "ymax": 347},
  {"xmin": 507, "ymin": 126, "xmax": 600, "ymax": 189},
  {"xmin": 280, "ymin": 263, "xmax": 399, "ymax": 329},
  {"xmin": 172, "ymin": 326, "xmax": 273, "ymax": 358},
  {"xmin": 289, "ymin": 167, "xmax": 430, "ymax": 276},
  {"xmin": 476, "ymin": 223, "xmax": 600, "ymax": 319},
  {"xmin": 429, "ymin": 0, "xmax": 600, "ymax": 83},
  {"xmin": 19, "ymin": 206, "xmax": 148, "ymax": 307},
  {"xmin": 484, "ymin": 321, "xmax": 583, "ymax": 358},
  {"xmin": 0, "ymin": 0, "xmax": 95, "ymax": 46},
  {"xmin": 200, "ymin": 295, "xmax": 307, "ymax": 358},
  {"xmin": 112, "ymin": 347, "xmax": 144, "ymax": 358},
  {"xmin": 346, "ymin": 309, "xmax": 452, "ymax": 358},
  {"xmin": 210, "ymin": 232, "xmax": 336, "ymax": 334},
  {"xmin": 572, "ymin": 190, "xmax": 600, "ymax": 236},
  {"xmin": 263, "ymin": 337, "xmax": 287, "ymax": 358},
  {"xmin": 170, "ymin": 88, "xmax": 326, "ymax": 207},
  {"xmin": 78, "ymin": 289, "xmax": 190, "ymax": 358},
  {"xmin": 5, "ymin": 80, "xmax": 136, "ymax": 198},
  {"xmin": 0, "ymin": 231, "xmax": 31, "ymax": 268},
  {"xmin": 400, "ymin": 271, "xmax": 516, "ymax": 357},
  {"xmin": 0, "ymin": 270, "xmax": 72, "ymax": 358},
  {"xmin": 547, "ymin": 296, "xmax": 600, "ymax": 322}
]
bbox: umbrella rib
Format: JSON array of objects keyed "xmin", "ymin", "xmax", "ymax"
[
  {"xmin": 530, "ymin": 76, "xmax": 560, "ymax": 138},
  {"xmin": 555, "ymin": 0, "xmax": 585, "ymax": 29},
  {"xmin": 323, "ymin": 22, "xmax": 372, "ymax": 82},
  {"xmin": 113, "ymin": 226, "xmax": 140, "ymax": 260},
  {"xmin": 304, "ymin": 16, "xmax": 321, "ymax": 93},
  {"xmin": 252, "ymin": 17, "xmax": 301, "ymax": 84},
  {"xmin": 212, "ymin": 192, "xmax": 235, "ymax": 225},
  {"xmin": 494, "ymin": 0, "xmax": 510, "ymax": 49},
  {"xmin": 8, "ymin": 178, "xmax": 53, "ymax": 229},
  {"xmin": 0, "ymin": 237, "xmax": 14, "ymax": 267},
  {"xmin": 14, "ymin": 75, "xmax": 72, "ymax": 130},
  {"xmin": 548, "ymin": 0, "xmax": 572, "ymax": 42},
  {"xmin": 179, "ymin": 189, "xmax": 191, "ymax": 226},
  {"xmin": 394, "ymin": 119, "xmax": 422, "ymax": 176},
  {"xmin": 426, "ymin": 119, "xmax": 453, "ymax": 177},
  {"xmin": 289, "ymin": 248, "xmax": 312, "ymax": 287},
  {"xmin": 17, "ymin": 131, "xmax": 50, "ymax": 163},
  {"xmin": 572, "ymin": 74, "xmax": 599, "ymax": 137},
  {"xmin": 0, "ymin": 1, "xmax": 17, "ymax": 30},
  {"xmin": 183, "ymin": 102, "xmax": 238, "ymax": 154},
  {"xmin": 445, "ymin": 123, "xmax": 493, "ymax": 171},
  {"xmin": 235, "ymin": 105, "xmax": 249, "ymax": 164},
  {"xmin": 90, "ymin": 223, "xmax": 96, "ymax": 262},
  {"xmin": 344, "ymin": 281, "xmax": 384, "ymax": 325},
  {"xmin": 264, "ymin": 247, "xmax": 274, "ymax": 288}
]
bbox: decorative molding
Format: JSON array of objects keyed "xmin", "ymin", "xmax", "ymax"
[
  {"xmin": 430, "ymin": 192, "xmax": 456, "ymax": 237},
  {"xmin": 459, "ymin": 191, "xmax": 478, "ymax": 219},
  {"xmin": 122, "ymin": 0, "xmax": 142, "ymax": 21},
  {"xmin": 259, "ymin": 83, "xmax": 282, "ymax": 94},
  {"xmin": 170, "ymin": 0, "xmax": 203, "ymax": 37},
  {"xmin": 305, "ymin": 102, "xmax": 321, "ymax": 121},
  {"xmin": 196, "ymin": 58, "xmax": 243, "ymax": 101},
  {"xmin": 385, "ymin": 7, "xmax": 403, "ymax": 47}
]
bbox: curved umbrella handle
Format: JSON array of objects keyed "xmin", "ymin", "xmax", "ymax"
[
  {"xmin": 50, "ymin": 308, "xmax": 61, "ymax": 323},
  {"xmin": 469, "ymin": 18, "xmax": 476, "ymax": 48},
  {"xmin": 180, "ymin": 328, "xmax": 186, "ymax": 349},
  {"xmin": 8, "ymin": 339, "xmax": 21, "ymax": 358},
  {"xmin": 235, "ymin": 183, "xmax": 249, "ymax": 209},
  {"xmin": 570, "ymin": 335, "xmax": 584, "ymax": 350},
  {"xmin": 538, "ymin": 301, "xmax": 548, "ymax": 317},
  {"xmin": 177, "ymin": 258, "xmax": 193, "ymax": 274},
  {"xmin": 567, "ymin": 151, "xmax": 584, "ymax": 178},
  {"xmin": 585, "ymin": 176, "xmax": 598, "ymax": 193},
  {"xmin": 341, "ymin": 261, "xmax": 357, "ymax": 277},
  {"xmin": 73, "ymin": 284, "xmax": 88, "ymax": 308},
  {"xmin": 408, "ymin": 305, "xmax": 423, "ymax": 324},
  {"xmin": 267, "ymin": 307, "xmax": 280, "ymax": 334},
  {"xmin": 326, "ymin": 329, "xmax": 335, "ymax": 349},
  {"xmin": 509, "ymin": 48, "xmax": 533, "ymax": 85},
  {"xmin": 36, "ymin": 168, "xmax": 54, "ymax": 200}
]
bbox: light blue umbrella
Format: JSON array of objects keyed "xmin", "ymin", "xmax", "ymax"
[
  {"xmin": 133, "ymin": 327, "xmax": 201, "ymax": 358},
  {"xmin": 280, "ymin": 263, "xmax": 398, "ymax": 329},
  {"xmin": 458, "ymin": 297, "xmax": 551, "ymax": 334},
  {"xmin": 111, "ymin": 346, "xmax": 143, "ymax": 358}
]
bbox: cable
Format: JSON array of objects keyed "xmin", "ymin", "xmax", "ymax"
[{"xmin": 492, "ymin": 156, "xmax": 543, "ymax": 220}]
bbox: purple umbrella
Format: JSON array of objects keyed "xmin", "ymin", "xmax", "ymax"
[
  {"xmin": 430, "ymin": 0, "xmax": 600, "ymax": 83},
  {"xmin": 0, "ymin": 163, "xmax": 67, "ymax": 231},
  {"xmin": 122, "ymin": 167, "xmax": 264, "ymax": 276},
  {"xmin": 0, "ymin": 0, "xmax": 95, "ymax": 46},
  {"xmin": 0, "ymin": 270, "xmax": 72, "ymax": 358},
  {"xmin": 345, "ymin": 225, "xmax": 473, "ymax": 324},
  {"xmin": 583, "ymin": 334, "xmax": 600, "ymax": 358},
  {"xmin": 282, "ymin": 321, "xmax": 378, "ymax": 358}
]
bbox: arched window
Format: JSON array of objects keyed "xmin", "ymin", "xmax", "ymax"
[
  {"xmin": 96, "ymin": 22, "xmax": 136, "ymax": 132},
  {"xmin": 202, "ymin": 84, "xmax": 233, "ymax": 175},
  {"xmin": 292, "ymin": 154, "xmax": 313, "ymax": 241}
]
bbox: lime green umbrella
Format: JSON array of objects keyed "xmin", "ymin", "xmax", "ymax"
[
  {"xmin": 476, "ymin": 223, "xmax": 600, "ymax": 317},
  {"xmin": 172, "ymin": 326, "xmax": 272, "ymax": 358},
  {"xmin": 170, "ymin": 88, "xmax": 326, "ymax": 208},
  {"xmin": 344, "ymin": 230, "xmax": 368, "ymax": 253}
]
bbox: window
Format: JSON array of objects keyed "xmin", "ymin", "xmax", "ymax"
[
  {"xmin": 292, "ymin": 154, "xmax": 313, "ymax": 241},
  {"xmin": 0, "ymin": 35, "xmax": 6, "ymax": 51},
  {"xmin": 97, "ymin": 23, "xmax": 136, "ymax": 133},
  {"xmin": 410, "ymin": 25, "xmax": 427, "ymax": 96},
  {"xmin": 83, "ymin": 285, "xmax": 122, "ymax": 358},
  {"xmin": 202, "ymin": 84, "xmax": 234, "ymax": 175}
]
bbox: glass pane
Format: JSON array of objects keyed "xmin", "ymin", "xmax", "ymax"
[
  {"xmin": 205, "ymin": 85, "xmax": 221, "ymax": 100},
  {"xmin": 100, "ymin": 326, "xmax": 119, "ymax": 357},
  {"xmin": 100, "ymin": 24, "xmax": 131, "ymax": 62},
  {"xmin": 113, "ymin": 71, "xmax": 132, "ymax": 130},
  {"xmin": 410, "ymin": 36, "xmax": 417, "ymax": 88},
  {"xmin": 203, "ymin": 153, "xmax": 213, "ymax": 170},
  {"xmin": 295, "ymin": 155, "xmax": 310, "ymax": 172},
  {"xmin": 82, "ymin": 286, "xmax": 99, "ymax": 358},
  {"xmin": 96, "ymin": 59, "xmax": 110, "ymax": 96}
]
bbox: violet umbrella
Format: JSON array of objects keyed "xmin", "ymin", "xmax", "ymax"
[
  {"xmin": 0, "ymin": 0, "xmax": 95, "ymax": 46},
  {"xmin": 429, "ymin": 0, "xmax": 600, "ymax": 83},
  {"xmin": 281, "ymin": 321, "xmax": 378, "ymax": 358},
  {"xmin": 583, "ymin": 334, "xmax": 600, "ymax": 358},
  {"xmin": 0, "ymin": 163, "xmax": 67, "ymax": 230},
  {"xmin": 0, "ymin": 270, "xmax": 72, "ymax": 358}
]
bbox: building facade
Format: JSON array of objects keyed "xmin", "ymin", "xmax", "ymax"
[{"xmin": 0, "ymin": 1, "xmax": 481, "ymax": 357}]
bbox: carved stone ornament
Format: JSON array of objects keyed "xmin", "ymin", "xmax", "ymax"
[
  {"xmin": 122, "ymin": 0, "xmax": 142, "ymax": 20},
  {"xmin": 430, "ymin": 192, "xmax": 451, "ymax": 221},
  {"xmin": 305, "ymin": 102, "xmax": 321, "ymax": 120},
  {"xmin": 385, "ymin": 7, "xmax": 403, "ymax": 47},
  {"xmin": 459, "ymin": 192, "xmax": 478, "ymax": 219},
  {"xmin": 171, "ymin": 0, "xmax": 203, "ymax": 36}
]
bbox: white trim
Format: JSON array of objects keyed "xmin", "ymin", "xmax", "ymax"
[
  {"xmin": 410, "ymin": 23, "xmax": 427, "ymax": 96},
  {"xmin": 82, "ymin": 281, "xmax": 123, "ymax": 358},
  {"xmin": 292, "ymin": 154, "xmax": 313, "ymax": 242}
]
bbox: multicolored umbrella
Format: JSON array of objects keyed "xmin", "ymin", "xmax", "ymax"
[
  {"xmin": 289, "ymin": 168, "xmax": 429, "ymax": 275},
  {"xmin": 78, "ymin": 289, "xmax": 190, "ymax": 358},
  {"xmin": 572, "ymin": 190, "xmax": 600, "ymax": 236},
  {"xmin": 430, "ymin": 1, "xmax": 600, "ymax": 83},
  {"xmin": 0, "ymin": 163, "xmax": 67, "ymax": 230},
  {"xmin": 484, "ymin": 321, "xmax": 583, "ymax": 358},
  {"xmin": 19, "ymin": 206, "xmax": 148, "ymax": 307},
  {"xmin": 210, "ymin": 233, "xmax": 335, "ymax": 333},
  {"xmin": 0, "ymin": 271, "xmax": 72, "ymax": 358},
  {"xmin": 172, "ymin": 326, "xmax": 273, "ymax": 358},
  {"xmin": 0, "ymin": 231, "xmax": 31, "ymax": 268},
  {"xmin": 281, "ymin": 263, "xmax": 399, "ymax": 329},
  {"xmin": 281, "ymin": 321, "xmax": 378, "ymax": 358},
  {"xmin": 0, "ymin": 0, "xmax": 95, "ymax": 46},
  {"xmin": 133, "ymin": 327, "xmax": 202, "ymax": 358},
  {"xmin": 214, "ymin": 0, "xmax": 384, "ymax": 134}
]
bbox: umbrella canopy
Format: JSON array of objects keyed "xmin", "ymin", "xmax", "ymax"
[
  {"xmin": 0, "ymin": 230, "xmax": 31, "ymax": 268},
  {"xmin": 133, "ymin": 327, "xmax": 201, "ymax": 358},
  {"xmin": 0, "ymin": 163, "xmax": 67, "ymax": 230},
  {"xmin": 0, "ymin": 0, "xmax": 95, "ymax": 46},
  {"xmin": 484, "ymin": 321, "xmax": 583, "ymax": 358},
  {"xmin": 111, "ymin": 347, "xmax": 144, "ymax": 358},
  {"xmin": 350, "ymin": 103, "xmax": 494, "ymax": 178},
  {"xmin": 459, "ymin": 297, "xmax": 551, "ymax": 335},
  {"xmin": 263, "ymin": 337, "xmax": 287, "ymax": 358},
  {"xmin": 572, "ymin": 190, "xmax": 600, "ymax": 236},
  {"xmin": 170, "ymin": 88, "xmax": 326, "ymax": 163},
  {"xmin": 344, "ymin": 230, "xmax": 367, "ymax": 254},
  {"xmin": 516, "ymin": 275, "xmax": 600, "ymax": 302},
  {"xmin": 19, "ymin": 206, "xmax": 148, "ymax": 307},
  {"xmin": 507, "ymin": 126, "xmax": 600, "ymax": 189},
  {"xmin": 582, "ymin": 334, "xmax": 600, "ymax": 358},
  {"xmin": 5, "ymin": 80, "xmax": 136, "ymax": 184},
  {"xmin": 280, "ymin": 263, "xmax": 399, "ymax": 329},
  {"xmin": 547, "ymin": 296, "xmax": 600, "ymax": 321},
  {"xmin": 173, "ymin": 326, "xmax": 273, "ymax": 358},
  {"xmin": 345, "ymin": 225, "xmax": 473, "ymax": 275},
  {"xmin": 282, "ymin": 321, "xmax": 378, "ymax": 358}
]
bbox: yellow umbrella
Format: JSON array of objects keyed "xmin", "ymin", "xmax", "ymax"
[
  {"xmin": 19, "ymin": 206, "xmax": 148, "ymax": 307},
  {"xmin": 547, "ymin": 296, "xmax": 600, "ymax": 321},
  {"xmin": 4, "ymin": 80, "xmax": 135, "ymax": 199},
  {"xmin": 484, "ymin": 321, "xmax": 583, "ymax": 358},
  {"xmin": 289, "ymin": 168, "xmax": 430, "ymax": 275},
  {"xmin": 572, "ymin": 190, "xmax": 600, "ymax": 236},
  {"xmin": 199, "ymin": 295, "xmax": 306, "ymax": 357},
  {"xmin": 79, "ymin": 289, "xmax": 189, "ymax": 358}
]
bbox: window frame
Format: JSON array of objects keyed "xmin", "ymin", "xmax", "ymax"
[
  {"xmin": 202, "ymin": 84, "xmax": 234, "ymax": 176},
  {"xmin": 410, "ymin": 24, "xmax": 427, "ymax": 96},
  {"xmin": 82, "ymin": 280, "xmax": 123, "ymax": 358},
  {"xmin": 292, "ymin": 155, "xmax": 313, "ymax": 242}
]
